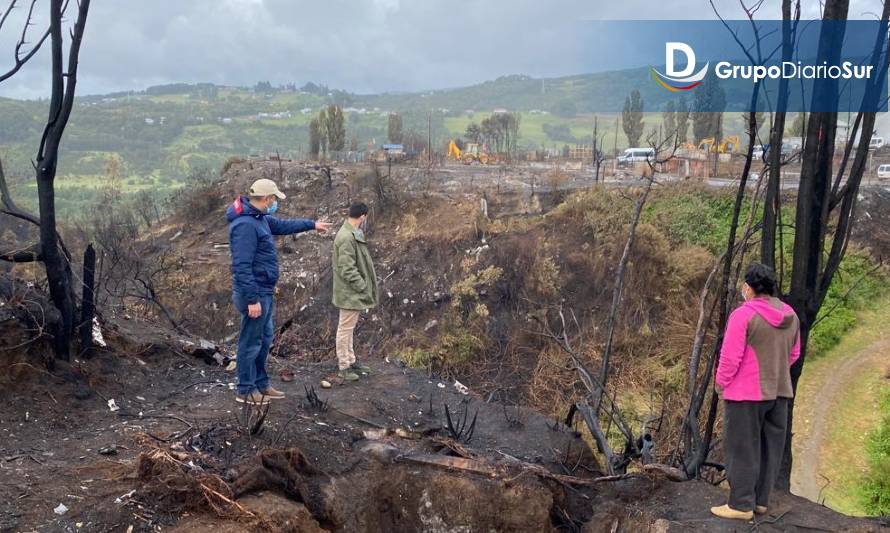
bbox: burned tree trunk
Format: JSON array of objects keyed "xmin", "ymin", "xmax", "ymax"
[
  {"xmin": 29, "ymin": 0, "xmax": 91, "ymax": 360},
  {"xmin": 761, "ymin": 0, "xmax": 799, "ymax": 270},
  {"xmin": 79, "ymin": 244, "xmax": 96, "ymax": 357},
  {"xmin": 776, "ymin": 0, "xmax": 888, "ymax": 489}
]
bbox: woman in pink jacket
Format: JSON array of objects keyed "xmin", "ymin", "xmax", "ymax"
[{"xmin": 711, "ymin": 263, "xmax": 801, "ymax": 521}]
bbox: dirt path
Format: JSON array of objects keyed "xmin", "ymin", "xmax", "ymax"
[{"xmin": 792, "ymin": 323, "xmax": 890, "ymax": 505}]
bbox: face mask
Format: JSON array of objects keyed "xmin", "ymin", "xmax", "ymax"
[{"xmin": 267, "ymin": 200, "xmax": 279, "ymax": 215}]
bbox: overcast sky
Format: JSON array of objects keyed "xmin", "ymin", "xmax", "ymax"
[{"xmin": 0, "ymin": 0, "xmax": 874, "ymax": 99}]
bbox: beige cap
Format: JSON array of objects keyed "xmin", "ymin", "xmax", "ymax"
[{"xmin": 248, "ymin": 178, "xmax": 286, "ymax": 199}]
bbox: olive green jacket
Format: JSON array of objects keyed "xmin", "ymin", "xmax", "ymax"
[{"xmin": 332, "ymin": 221, "xmax": 378, "ymax": 310}]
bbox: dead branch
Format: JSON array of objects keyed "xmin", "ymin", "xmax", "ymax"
[{"xmin": 0, "ymin": 0, "xmax": 61, "ymax": 83}]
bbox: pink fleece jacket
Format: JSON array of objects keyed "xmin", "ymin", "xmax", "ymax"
[{"xmin": 716, "ymin": 297, "xmax": 801, "ymax": 401}]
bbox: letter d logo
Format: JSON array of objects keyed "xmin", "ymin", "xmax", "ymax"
[
  {"xmin": 666, "ymin": 42, "xmax": 696, "ymax": 77},
  {"xmin": 650, "ymin": 42, "xmax": 709, "ymax": 92}
]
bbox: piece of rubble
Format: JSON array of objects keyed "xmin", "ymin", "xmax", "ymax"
[
  {"xmin": 320, "ymin": 380, "xmax": 332, "ymax": 389},
  {"xmin": 91, "ymin": 317, "xmax": 107, "ymax": 347},
  {"xmin": 107, "ymin": 399, "xmax": 119, "ymax": 412},
  {"xmin": 357, "ymin": 441, "xmax": 400, "ymax": 463},
  {"xmin": 54, "ymin": 503, "xmax": 68, "ymax": 515}
]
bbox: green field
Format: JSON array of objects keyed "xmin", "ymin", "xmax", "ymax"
[{"xmin": 0, "ymin": 75, "xmax": 759, "ymax": 215}]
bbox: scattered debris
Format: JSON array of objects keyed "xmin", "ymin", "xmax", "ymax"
[
  {"xmin": 179, "ymin": 338, "xmax": 224, "ymax": 365},
  {"xmin": 53, "ymin": 503, "xmax": 68, "ymax": 515},
  {"xmin": 98, "ymin": 446, "xmax": 117, "ymax": 456},
  {"xmin": 91, "ymin": 317, "xmax": 107, "ymax": 347},
  {"xmin": 453, "ymin": 380, "xmax": 469, "ymax": 395},
  {"xmin": 114, "ymin": 490, "xmax": 136, "ymax": 504},
  {"xmin": 319, "ymin": 380, "xmax": 332, "ymax": 389},
  {"xmin": 357, "ymin": 440, "xmax": 400, "ymax": 463},
  {"xmin": 107, "ymin": 399, "xmax": 119, "ymax": 412}
]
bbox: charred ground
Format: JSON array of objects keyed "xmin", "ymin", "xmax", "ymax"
[{"xmin": 2, "ymin": 159, "xmax": 888, "ymax": 532}]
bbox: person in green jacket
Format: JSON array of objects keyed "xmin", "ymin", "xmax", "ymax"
[{"xmin": 332, "ymin": 202, "xmax": 378, "ymax": 381}]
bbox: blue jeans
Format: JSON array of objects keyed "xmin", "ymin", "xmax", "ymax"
[{"xmin": 233, "ymin": 292, "xmax": 274, "ymax": 395}]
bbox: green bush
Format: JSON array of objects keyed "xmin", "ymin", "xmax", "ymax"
[
  {"xmin": 810, "ymin": 252, "xmax": 888, "ymax": 357},
  {"xmin": 400, "ymin": 348, "xmax": 434, "ymax": 370},
  {"xmin": 859, "ymin": 391, "xmax": 890, "ymax": 516}
]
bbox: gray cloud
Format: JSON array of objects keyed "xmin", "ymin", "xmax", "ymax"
[{"xmin": 0, "ymin": 0, "xmax": 877, "ymax": 98}]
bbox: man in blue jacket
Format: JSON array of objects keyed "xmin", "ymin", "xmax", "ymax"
[{"xmin": 226, "ymin": 178, "xmax": 331, "ymax": 404}]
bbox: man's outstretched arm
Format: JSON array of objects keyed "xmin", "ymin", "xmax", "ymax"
[
  {"xmin": 267, "ymin": 216, "xmax": 316, "ymax": 235},
  {"xmin": 267, "ymin": 216, "xmax": 332, "ymax": 235}
]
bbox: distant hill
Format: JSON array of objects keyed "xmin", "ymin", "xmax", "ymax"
[{"xmin": 0, "ymin": 71, "xmax": 753, "ymax": 214}]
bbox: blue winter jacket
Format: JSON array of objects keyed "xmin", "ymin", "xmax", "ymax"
[{"xmin": 226, "ymin": 195, "xmax": 316, "ymax": 304}]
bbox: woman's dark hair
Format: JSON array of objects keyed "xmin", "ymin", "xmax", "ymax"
[
  {"xmin": 744, "ymin": 262, "xmax": 778, "ymax": 296},
  {"xmin": 348, "ymin": 202, "xmax": 369, "ymax": 218}
]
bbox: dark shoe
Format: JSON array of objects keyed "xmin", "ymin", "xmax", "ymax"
[
  {"xmin": 235, "ymin": 391, "xmax": 270, "ymax": 404},
  {"xmin": 260, "ymin": 386, "xmax": 286, "ymax": 400},
  {"xmin": 338, "ymin": 369, "xmax": 360, "ymax": 382},
  {"xmin": 350, "ymin": 362, "xmax": 371, "ymax": 374}
]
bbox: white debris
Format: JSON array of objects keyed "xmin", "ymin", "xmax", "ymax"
[
  {"xmin": 92, "ymin": 317, "xmax": 107, "ymax": 347},
  {"xmin": 454, "ymin": 380, "xmax": 469, "ymax": 395},
  {"xmin": 387, "ymin": 291, "xmax": 393, "ymax": 299},
  {"xmin": 114, "ymin": 490, "xmax": 135, "ymax": 504},
  {"xmin": 437, "ymin": 382, "xmax": 446, "ymax": 389},
  {"xmin": 402, "ymin": 298, "xmax": 409, "ymax": 304},
  {"xmin": 54, "ymin": 503, "xmax": 68, "ymax": 515},
  {"xmin": 107, "ymin": 399, "xmax": 119, "ymax": 412}
]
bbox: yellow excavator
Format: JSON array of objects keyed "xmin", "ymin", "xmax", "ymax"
[
  {"xmin": 698, "ymin": 136, "xmax": 740, "ymax": 153},
  {"xmin": 447, "ymin": 139, "xmax": 496, "ymax": 165}
]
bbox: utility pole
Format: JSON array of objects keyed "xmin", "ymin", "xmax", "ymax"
[
  {"xmin": 613, "ymin": 114, "xmax": 620, "ymax": 175},
  {"xmin": 593, "ymin": 116, "xmax": 599, "ymax": 183},
  {"xmin": 428, "ymin": 111, "xmax": 432, "ymax": 167}
]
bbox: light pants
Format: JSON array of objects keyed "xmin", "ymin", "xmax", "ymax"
[{"xmin": 336, "ymin": 309, "xmax": 360, "ymax": 370}]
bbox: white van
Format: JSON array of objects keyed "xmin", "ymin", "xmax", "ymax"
[
  {"xmin": 617, "ymin": 148, "xmax": 655, "ymax": 166},
  {"xmin": 877, "ymin": 164, "xmax": 890, "ymax": 179},
  {"xmin": 752, "ymin": 145, "xmax": 767, "ymax": 160},
  {"xmin": 870, "ymin": 137, "xmax": 885, "ymax": 150}
]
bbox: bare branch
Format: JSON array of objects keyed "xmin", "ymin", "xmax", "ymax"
[
  {"xmin": 0, "ymin": 0, "xmax": 55, "ymax": 84},
  {"xmin": 0, "ymin": 242, "xmax": 41, "ymax": 262}
]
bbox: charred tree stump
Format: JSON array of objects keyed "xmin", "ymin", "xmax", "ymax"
[{"xmin": 79, "ymin": 243, "xmax": 96, "ymax": 357}]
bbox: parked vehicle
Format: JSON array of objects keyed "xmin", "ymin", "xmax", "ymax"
[
  {"xmin": 617, "ymin": 147, "xmax": 655, "ymax": 166},
  {"xmin": 752, "ymin": 144, "xmax": 767, "ymax": 160},
  {"xmin": 750, "ymin": 142, "xmax": 799, "ymax": 163},
  {"xmin": 877, "ymin": 164, "xmax": 890, "ymax": 179},
  {"xmin": 870, "ymin": 136, "xmax": 885, "ymax": 150}
]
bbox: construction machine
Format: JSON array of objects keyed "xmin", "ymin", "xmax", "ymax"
[
  {"xmin": 698, "ymin": 136, "xmax": 740, "ymax": 154},
  {"xmin": 447, "ymin": 139, "xmax": 496, "ymax": 164}
]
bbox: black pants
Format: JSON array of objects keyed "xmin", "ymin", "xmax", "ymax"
[{"xmin": 723, "ymin": 398, "xmax": 789, "ymax": 511}]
